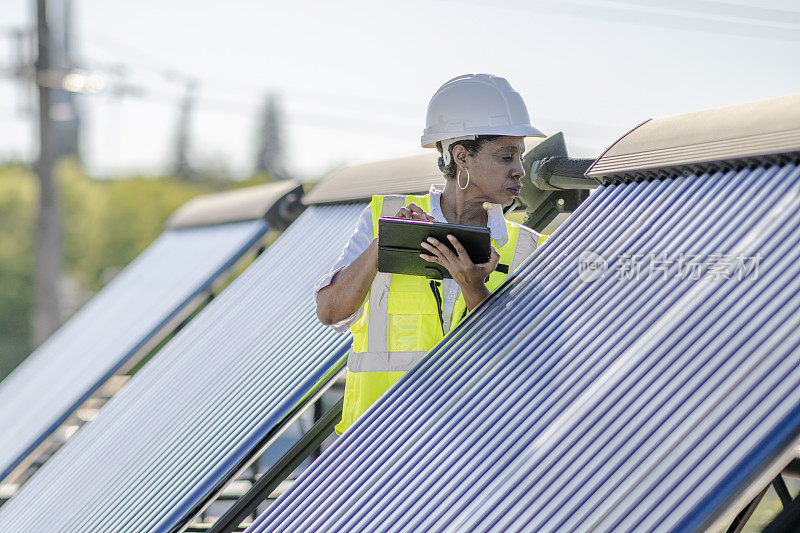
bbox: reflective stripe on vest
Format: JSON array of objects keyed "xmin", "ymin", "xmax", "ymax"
[
  {"xmin": 510, "ymin": 224, "xmax": 539, "ymax": 275},
  {"xmin": 364, "ymin": 195, "xmax": 405, "ymax": 357},
  {"xmin": 347, "ymin": 349, "xmax": 428, "ymax": 372}
]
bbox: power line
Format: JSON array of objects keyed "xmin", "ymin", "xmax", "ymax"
[
  {"xmin": 88, "ymin": 30, "xmax": 188, "ymax": 82},
  {"xmin": 102, "ymin": 85, "xmax": 418, "ymax": 139},
  {"xmin": 85, "ymin": 30, "xmax": 423, "ymax": 112},
  {"xmin": 1, "ymin": 61, "xmax": 617, "ymax": 148},
  {"xmin": 2, "ymin": 4, "xmax": 646, "ymax": 170},
  {"xmin": 610, "ymin": 0, "xmax": 800, "ymax": 26},
  {"xmin": 95, "ymin": 78, "xmax": 619, "ymax": 144},
  {"xmin": 74, "ymin": 39, "xmax": 431, "ymax": 129},
  {"xmin": 76, "ymin": 25, "xmax": 629, "ymax": 135},
  {"xmin": 447, "ymin": 0, "xmax": 800, "ymax": 41},
  {"xmin": 76, "ymin": 53, "xmax": 621, "ymax": 137}
]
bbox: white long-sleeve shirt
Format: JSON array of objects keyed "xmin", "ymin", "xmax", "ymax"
[{"xmin": 313, "ymin": 185, "xmax": 512, "ymax": 333}]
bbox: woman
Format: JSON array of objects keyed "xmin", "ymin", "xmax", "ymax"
[{"xmin": 315, "ymin": 74, "xmax": 546, "ymax": 434}]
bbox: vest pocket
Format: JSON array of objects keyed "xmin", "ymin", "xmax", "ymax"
[{"xmin": 387, "ymin": 290, "xmax": 440, "ymax": 352}]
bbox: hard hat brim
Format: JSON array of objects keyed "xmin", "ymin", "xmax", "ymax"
[{"xmin": 421, "ymin": 124, "xmax": 546, "ymax": 148}]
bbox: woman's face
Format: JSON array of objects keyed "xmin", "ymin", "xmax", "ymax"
[{"xmin": 457, "ymin": 136, "xmax": 526, "ymax": 205}]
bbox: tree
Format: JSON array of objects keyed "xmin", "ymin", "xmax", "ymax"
[
  {"xmin": 0, "ymin": 166, "xmax": 36, "ymax": 375},
  {"xmin": 0, "ymin": 162, "xmax": 218, "ymax": 378},
  {"xmin": 254, "ymin": 93, "xmax": 286, "ymax": 179}
]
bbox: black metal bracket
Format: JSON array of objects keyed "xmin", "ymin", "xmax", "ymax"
[
  {"xmin": 519, "ymin": 132, "xmax": 596, "ymax": 233},
  {"xmin": 207, "ymin": 398, "xmax": 344, "ymax": 533},
  {"xmin": 773, "ymin": 475, "xmax": 793, "ymax": 508},
  {"xmin": 762, "ymin": 494, "xmax": 800, "ymax": 533},
  {"xmin": 726, "ymin": 485, "xmax": 769, "ymax": 533},
  {"xmin": 728, "ymin": 471, "xmax": 798, "ymax": 533},
  {"xmin": 782, "ymin": 457, "xmax": 800, "ymax": 477}
]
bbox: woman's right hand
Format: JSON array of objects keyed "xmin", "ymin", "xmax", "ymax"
[{"xmin": 395, "ymin": 202, "xmax": 437, "ymax": 222}]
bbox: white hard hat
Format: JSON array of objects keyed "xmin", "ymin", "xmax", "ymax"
[{"xmin": 421, "ymin": 73, "xmax": 545, "ymax": 149}]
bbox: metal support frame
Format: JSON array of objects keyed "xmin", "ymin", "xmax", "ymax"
[
  {"xmin": 783, "ymin": 458, "xmax": 800, "ymax": 477},
  {"xmin": 206, "ymin": 399, "xmax": 343, "ymax": 533},
  {"xmin": 312, "ymin": 399, "xmax": 324, "ymax": 461},
  {"xmin": 177, "ymin": 364, "xmax": 346, "ymax": 533},
  {"xmin": 727, "ymin": 469, "xmax": 799, "ymax": 533},
  {"xmin": 726, "ymin": 485, "xmax": 769, "ymax": 533},
  {"xmin": 773, "ymin": 475, "xmax": 793, "ymax": 508},
  {"xmin": 763, "ymin": 492, "xmax": 800, "ymax": 533}
]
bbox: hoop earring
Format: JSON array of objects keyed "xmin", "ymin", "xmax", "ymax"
[{"xmin": 457, "ymin": 168, "xmax": 470, "ymax": 190}]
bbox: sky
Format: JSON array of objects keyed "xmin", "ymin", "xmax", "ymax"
[{"xmin": 0, "ymin": 0, "xmax": 799, "ymax": 180}]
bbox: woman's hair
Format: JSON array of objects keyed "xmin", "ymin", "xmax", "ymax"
[{"xmin": 436, "ymin": 136, "xmax": 500, "ymax": 179}]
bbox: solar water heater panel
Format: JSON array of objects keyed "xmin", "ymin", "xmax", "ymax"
[
  {"xmin": 0, "ymin": 220, "xmax": 268, "ymax": 483},
  {"xmin": 245, "ymin": 163, "xmax": 800, "ymax": 533},
  {"xmin": 0, "ymin": 204, "xmax": 360, "ymax": 533}
]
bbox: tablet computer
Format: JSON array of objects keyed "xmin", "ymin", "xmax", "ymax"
[{"xmin": 377, "ymin": 217, "xmax": 491, "ymax": 279}]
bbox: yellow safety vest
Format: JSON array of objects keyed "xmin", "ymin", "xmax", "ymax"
[{"xmin": 335, "ymin": 193, "xmax": 546, "ymax": 434}]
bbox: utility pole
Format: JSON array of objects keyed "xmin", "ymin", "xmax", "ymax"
[
  {"xmin": 172, "ymin": 78, "xmax": 197, "ymax": 179},
  {"xmin": 9, "ymin": 27, "xmax": 36, "ymax": 117},
  {"xmin": 33, "ymin": 0, "xmax": 64, "ymax": 345},
  {"xmin": 254, "ymin": 92, "xmax": 286, "ymax": 179},
  {"xmin": 55, "ymin": 0, "xmax": 81, "ymax": 160}
]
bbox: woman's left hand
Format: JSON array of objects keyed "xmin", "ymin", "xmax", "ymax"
[{"xmin": 420, "ymin": 235, "xmax": 500, "ymax": 310}]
